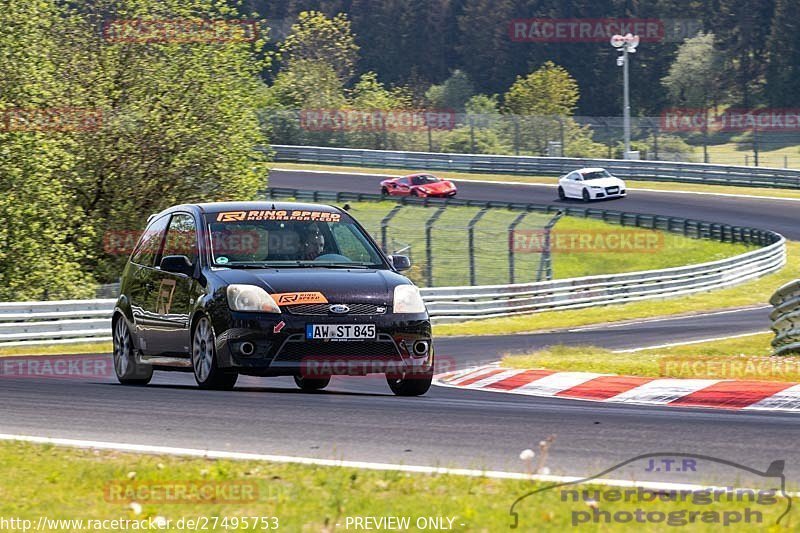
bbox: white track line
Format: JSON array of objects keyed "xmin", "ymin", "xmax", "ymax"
[
  {"xmin": 272, "ymin": 168, "xmax": 800, "ymax": 202},
  {"xmin": 0, "ymin": 433, "xmax": 779, "ymax": 494},
  {"xmin": 613, "ymin": 331, "xmax": 769, "ymax": 353},
  {"xmin": 567, "ymin": 305, "xmax": 771, "ymax": 333}
]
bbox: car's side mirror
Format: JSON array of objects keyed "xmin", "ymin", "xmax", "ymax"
[
  {"xmin": 389, "ymin": 255, "xmax": 412, "ymax": 271},
  {"xmin": 160, "ymin": 255, "xmax": 194, "ymax": 276}
]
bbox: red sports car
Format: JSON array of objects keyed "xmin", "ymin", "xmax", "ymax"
[{"xmin": 380, "ymin": 173, "xmax": 457, "ymax": 198}]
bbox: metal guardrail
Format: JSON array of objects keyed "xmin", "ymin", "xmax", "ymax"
[
  {"xmin": 270, "ymin": 144, "xmax": 800, "ymax": 189},
  {"xmin": 0, "ymin": 188, "xmax": 786, "ymax": 345},
  {"xmin": 0, "ymin": 299, "xmax": 115, "ymax": 347},
  {"xmin": 770, "ymin": 281, "xmax": 800, "ymax": 355}
]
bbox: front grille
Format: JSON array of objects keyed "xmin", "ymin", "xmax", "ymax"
[
  {"xmin": 605, "ymin": 186, "xmax": 619, "ymax": 194},
  {"xmin": 285, "ymin": 303, "xmax": 387, "ymax": 316},
  {"xmin": 272, "ymin": 333, "xmax": 401, "ymax": 363}
]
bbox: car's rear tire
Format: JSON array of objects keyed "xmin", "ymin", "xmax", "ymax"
[
  {"xmin": 558, "ymin": 186, "xmax": 566, "ymax": 200},
  {"xmin": 294, "ymin": 375, "xmax": 331, "ymax": 391},
  {"xmin": 582, "ymin": 188, "xmax": 591, "ymax": 202},
  {"xmin": 192, "ymin": 316, "xmax": 238, "ymax": 390},
  {"xmin": 410, "ymin": 189, "xmax": 419, "ymax": 197},
  {"xmin": 112, "ymin": 317, "xmax": 153, "ymax": 386},
  {"xmin": 386, "ymin": 367, "xmax": 433, "ymax": 396},
  {"xmin": 381, "ymin": 187, "xmax": 389, "ymax": 196}
]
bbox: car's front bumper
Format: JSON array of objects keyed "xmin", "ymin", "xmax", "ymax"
[{"xmin": 214, "ymin": 311, "xmax": 433, "ymax": 377}]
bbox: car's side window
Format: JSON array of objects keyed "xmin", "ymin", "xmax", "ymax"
[
  {"xmin": 130, "ymin": 215, "xmax": 170, "ymax": 267},
  {"xmin": 162, "ymin": 213, "xmax": 198, "ymax": 266}
]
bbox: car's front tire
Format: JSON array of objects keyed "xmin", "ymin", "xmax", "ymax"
[
  {"xmin": 112, "ymin": 317, "xmax": 153, "ymax": 386},
  {"xmin": 294, "ymin": 375, "xmax": 331, "ymax": 391},
  {"xmin": 558, "ymin": 186, "xmax": 566, "ymax": 200},
  {"xmin": 582, "ymin": 188, "xmax": 591, "ymax": 202},
  {"xmin": 386, "ymin": 367, "xmax": 433, "ymax": 396},
  {"xmin": 192, "ymin": 316, "xmax": 238, "ymax": 390}
]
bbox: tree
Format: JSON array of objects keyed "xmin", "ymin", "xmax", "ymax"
[
  {"xmin": 505, "ymin": 62, "xmax": 579, "ymax": 116},
  {"xmin": 504, "ymin": 62, "xmax": 581, "ymax": 156},
  {"xmin": 280, "ymin": 11, "xmax": 359, "ymax": 82},
  {"xmin": 425, "ymin": 70, "xmax": 475, "ymax": 112},
  {"xmin": 0, "ymin": 0, "xmax": 94, "ymax": 300},
  {"xmin": 710, "ymin": 0, "xmax": 776, "ymax": 106},
  {"xmin": 662, "ymin": 33, "xmax": 724, "ymax": 109},
  {"xmin": 765, "ymin": 0, "xmax": 800, "ymax": 106},
  {"xmin": 67, "ymin": 1, "xmax": 272, "ymax": 281}
]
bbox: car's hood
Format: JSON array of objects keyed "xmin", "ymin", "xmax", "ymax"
[
  {"xmin": 584, "ymin": 177, "xmax": 624, "ymax": 187},
  {"xmin": 211, "ymin": 267, "xmax": 409, "ymax": 303}
]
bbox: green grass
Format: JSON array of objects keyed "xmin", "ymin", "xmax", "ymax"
[
  {"xmin": 434, "ymin": 242, "xmax": 799, "ymax": 337},
  {"xmin": 0, "ymin": 341, "xmax": 111, "ymax": 357},
  {"xmin": 0, "ymin": 441, "xmax": 793, "ymax": 532},
  {"xmin": 704, "ymin": 142, "xmax": 800, "ymax": 169},
  {"xmin": 343, "ymin": 200, "xmax": 751, "ymax": 287},
  {"xmin": 501, "ymin": 332, "xmax": 800, "ymax": 383},
  {"xmin": 271, "ymin": 162, "xmax": 800, "ymax": 200}
]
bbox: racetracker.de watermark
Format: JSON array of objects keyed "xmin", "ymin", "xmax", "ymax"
[
  {"xmin": 0, "ymin": 108, "xmax": 103, "ymax": 132},
  {"xmin": 659, "ymin": 356, "xmax": 800, "ymax": 380},
  {"xmin": 104, "ymin": 480, "xmax": 267, "ymax": 504},
  {"xmin": 512, "ymin": 230, "xmax": 664, "ymax": 254},
  {"xmin": 299, "ymin": 109, "xmax": 455, "ymax": 132},
  {"xmin": 102, "ymin": 19, "xmax": 259, "ymax": 43},
  {"xmin": 0, "ymin": 355, "xmax": 112, "ymax": 380},
  {"xmin": 103, "ymin": 229, "xmax": 262, "ymax": 256},
  {"xmin": 661, "ymin": 108, "xmax": 800, "ymax": 132},
  {"xmin": 509, "ymin": 18, "xmax": 701, "ymax": 43}
]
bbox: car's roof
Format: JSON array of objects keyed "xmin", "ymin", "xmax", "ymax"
[
  {"xmin": 403, "ymin": 172, "xmax": 436, "ymax": 178},
  {"xmin": 575, "ymin": 167, "xmax": 607, "ymax": 174}
]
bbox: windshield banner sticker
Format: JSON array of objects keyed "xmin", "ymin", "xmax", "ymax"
[{"xmin": 216, "ymin": 210, "xmax": 341, "ymax": 222}]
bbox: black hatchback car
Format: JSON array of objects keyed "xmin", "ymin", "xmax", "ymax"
[{"xmin": 112, "ymin": 201, "xmax": 434, "ymax": 396}]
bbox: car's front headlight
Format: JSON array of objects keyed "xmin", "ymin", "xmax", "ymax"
[
  {"xmin": 590, "ymin": 186, "xmax": 603, "ymax": 189},
  {"xmin": 227, "ymin": 284, "xmax": 281, "ymax": 313},
  {"xmin": 393, "ymin": 285, "xmax": 426, "ymax": 314}
]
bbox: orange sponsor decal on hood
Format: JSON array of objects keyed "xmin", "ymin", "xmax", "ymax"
[{"xmin": 272, "ymin": 292, "xmax": 328, "ymax": 305}]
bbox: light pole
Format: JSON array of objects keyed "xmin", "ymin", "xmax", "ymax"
[{"xmin": 611, "ymin": 33, "xmax": 639, "ymax": 159}]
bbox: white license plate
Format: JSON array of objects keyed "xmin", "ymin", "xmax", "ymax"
[{"xmin": 306, "ymin": 324, "xmax": 376, "ymax": 340}]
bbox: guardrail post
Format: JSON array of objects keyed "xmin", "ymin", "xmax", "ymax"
[
  {"xmin": 425, "ymin": 206, "xmax": 447, "ymax": 287},
  {"xmin": 380, "ymin": 205, "xmax": 405, "ymax": 252},
  {"xmin": 467, "ymin": 208, "xmax": 489, "ymax": 286},
  {"xmin": 508, "ymin": 212, "xmax": 529, "ymax": 283},
  {"xmin": 536, "ymin": 210, "xmax": 564, "ymax": 282}
]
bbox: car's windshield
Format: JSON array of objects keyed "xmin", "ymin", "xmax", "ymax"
[
  {"xmin": 411, "ymin": 175, "xmax": 439, "ymax": 185},
  {"xmin": 205, "ymin": 209, "xmax": 385, "ymax": 268},
  {"xmin": 581, "ymin": 170, "xmax": 613, "ymax": 181}
]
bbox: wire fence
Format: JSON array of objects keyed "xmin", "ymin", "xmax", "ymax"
[
  {"xmin": 341, "ymin": 201, "xmax": 561, "ymax": 288},
  {"xmin": 264, "ymin": 110, "xmax": 800, "ymax": 169}
]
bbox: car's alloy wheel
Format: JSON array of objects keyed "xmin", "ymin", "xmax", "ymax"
[
  {"xmin": 294, "ymin": 375, "xmax": 331, "ymax": 391},
  {"xmin": 582, "ymin": 188, "xmax": 591, "ymax": 202},
  {"xmin": 558, "ymin": 186, "xmax": 566, "ymax": 200},
  {"xmin": 112, "ymin": 318, "xmax": 152, "ymax": 385},
  {"xmin": 192, "ymin": 316, "xmax": 238, "ymax": 390},
  {"xmin": 410, "ymin": 189, "xmax": 419, "ymax": 197},
  {"xmin": 381, "ymin": 187, "xmax": 389, "ymax": 195}
]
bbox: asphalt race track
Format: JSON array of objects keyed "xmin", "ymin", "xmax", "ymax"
[
  {"xmin": 2, "ymin": 169, "xmax": 799, "ymax": 488},
  {"xmin": 269, "ymin": 168, "xmax": 800, "ymax": 240}
]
